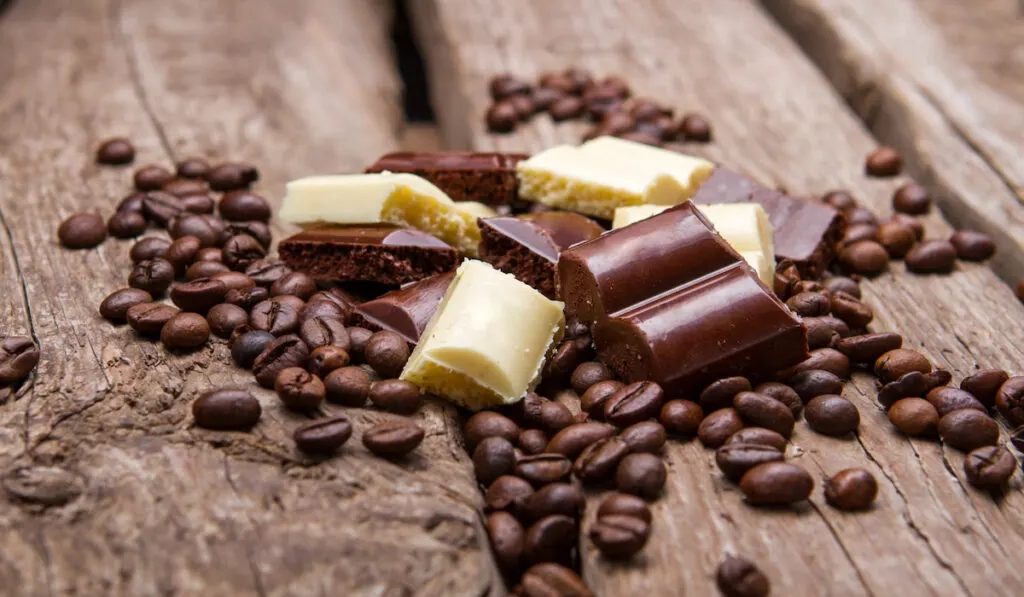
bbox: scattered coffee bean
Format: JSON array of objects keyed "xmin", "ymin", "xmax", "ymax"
[
  {"xmin": 835, "ymin": 332, "xmax": 902, "ymax": 364},
  {"xmin": 716, "ymin": 555, "xmax": 770, "ymax": 597},
  {"xmin": 522, "ymin": 482, "xmax": 583, "ymax": 523},
  {"xmin": 803, "ymin": 317, "xmax": 839, "ymax": 350},
  {"xmin": 474, "ymin": 436, "xmax": 518, "ymax": 485},
  {"xmin": 886, "ymin": 397, "xmax": 939, "ymax": 437},
  {"xmin": 921, "ymin": 369, "xmax": 953, "ymax": 394},
  {"xmin": 822, "ymin": 189, "xmax": 857, "ymax": 211},
  {"xmin": 698, "ymin": 407, "xmax": 744, "ymax": 448},
  {"xmin": 211, "ymin": 271, "xmax": 255, "ymax": 293},
  {"xmin": 619, "ymin": 420, "xmax": 666, "ymax": 454},
  {"xmin": 160, "ymin": 312, "xmax": 210, "ymax": 350},
  {"xmin": 363, "ymin": 420, "xmax": 425, "ymax": 458},
  {"xmin": 169, "ymin": 214, "xmax": 219, "ymax": 247},
  {"xmin": 875, "ymin": 221, "xmax": 917, "ymax": 258},
  {"xmin": 850, "ymin": 207, "xmax": 880, "ymax": 226},
  {"xmin": 206, "ymin": 162, "xmax": 258, "ymax": 192},
  {"xmin": 538, "ymin": 399, "xmax": 576, "ymax": 433},
  {"xmin": 223, "ymin": 220, "xmax": 272, "ymax": 249},
  {"xmin": 877, "ymin": 371, "xmax": 928, "ymax": 408},
  {"xmin": 126, "ymin": 302, "xmax": 179, "ymax": 336},
  {"xmin": 465, "ymin": 411, "xmax": 521, "ymax": 451},
  {"xmin": 753, "ymin": 383, "xmax": 803, "ymax": 418},
  {"xmin": 299, "ymin": 300, "xmax": 346, "ymax": 324},
  {"xmin": 222, "ymin": 234, "xmax": 266, "ymax": 271},
  {"xmin": 875, "ymin": 348, "xmax": 931, "ymax": 383},
  {"xmin": 0, "ymin": 336, "xmax": 40, "ymax": 386},
  {"xmin": 699, "ymin": 376, "xmax": 751, "ymax": 413},
  {"xmin": 659, "ymin": 399, "xmax": 704, "ymax": 436},
  {"xmin": 488, "ymin": 510, "xmax": 525, "ymax": 578},
  {"xmin": 524, "ymin": 514, "xmax": 576, "ymax": 565},
  {"xmin": 581, "ymin": 380, "xmax": 624, "ymax": 417},
  {"xmin": 205, "ymin": 303, "xmax": 248, "ymax": 338},
  {"xmin": 905, "ymin": 240, "xmax": 957, "ymax": 274},
  {"xmin": 323, "ymin": 366, "xmax": 372, "ymax": 406},
  {"xmin": 963, "ymin": 445, "xmax": 1016, "ymax": 489},
  {"xmin": 95, "ymin": 137, "xmax": 135, "ymax": 165},
  {"xmin": 597, "ymin": 111, "xmax": 635, "ymax": 136},
  {"xmin": 995, "ymin": 376, "xmax": 1024, "ymax": 427},
  {"xmin": 772, "ymin": 259, "xmax": 801, "ymax": 299},
  {"xmin": 186, "ymin": 260, "xmax": 230, "ymax": 280},
  {"xmin": 519, "ymin": 429, "xmax": 549, "ymax": 455},
  {"xmin": 785, "ymin": 291, "xmax": 830, "ymax": 317},
  {"xmin": 298, "ymin": 316, "xmax": 349, "ymax": 351},
  {"xmin": 100, "ymin": 288, "xmax": 152, "ymax": 323},
  {"xmin": 804, "ymin": 395, "xmax": 860, "ymax": 436},
  {"xmin": 368, "ymin": 379, "xmax": 421, "ymax": 414},
  {"xmin": 824, "ymin": 468, "xmax": 877, "ymax": 510},
  {"xmin": 734, "ymin": 391, "xmax": 794, "ymax": 438},
  {"xmin": 191, "ymin": 388, "xmax": 260, "ymax": 430},
  {"xmin": 532, "ymin": 87, "xmax": 566, "ymax": 112},
  {"xmin": 516, "ymin": 453, "xmax": 573, "ymax": 487},
  {"xmin": 788, "ymin": 369, "xmax": 844, "ymax": 403},
  {"xmin": 791, "ymin": 280, "xmax": 823, "ymax": 295},
  {"xmin": 163, "ymin": 235, "xmax": 201, "ymax": 276},
  {"xmin": 195, "ymin": 247, "xmax": 222, "ymax": 262},
  {"xmin": 604, "ymin": 381, "xmax": 665, "ymax": 427},
  {"xmin": 162, "ymin": 178, "xmax": 209, "ymax": 198},
  {"xmin": 574, "ymin": 437, "xmax": 631, "ymax": 483},
  {"xmin": 679, "ymin": 113, "xmax": 712, "ymax": 141},
  {"xmin": 818, "ymin": 315, "xmax": 852, "ymax": 339},
  {"xmin": 58, "ymin": 213, "xmax": 107, "ymax": 249},
  {"xmin": 839, "ymin": 240, "xmax": 889, "ymax": 276},
  {"xmin": 274, "ymin": 367, "xmax": 325, "ymax": 411},
  {"xmin": 960, "ymin": 368, "xmax": 1008, "ymax": 408},
  {"xmin": 739, "ymin": 461, "xmax": 813, "ymax": 505},
  {"xmin": 252, "ymin": 335, "xmax": 310, "ymax": 388},
  {"xmin": 716, "ymin": 443, "xmax": 784, "ymax": 482},
  {"xmin": 170, "ymin": 277, "xmax": 227, "ymax": 313},
  {"xmin": 725, "ymin": 427, "xmax": 788, "ymax": 451},
  {"xmin": 788, "ymin": 348, "xmax": 851, "ymax": 380},
  {"xmin": 589, "ymin": 514, "xmax": 650, "ymax": 560},
  {"xmin": 141, "ymin": 191, "xmax": 185, "ymax": 226},
  {"xmin": 307, "ymin": 345, "xmax": 350, "ymax": 377},
  {"xmin": 117, "ymin": 192, "xmax": 145, "ymax": 213},
  {"xmin": 106, "ymin": 210, "xmax": 147, "ymax": 239},
  {"xmin": 293, "ymin": 415, "xmax": 352, "ymax": 455},
  {"xmin": 270, "ymin": 272, "xmax": 317, "ymax": 300},
  {"xmin": 486, "ymin": 101, "xmax": 519, "ymax": 133},
  {"xmin": 840, "ymin": 224, "xmax": 879, "ymax": 248},
  {"xmin": 544, "ymin": 339, "xmax": 588, "ymax": 382},
  {"xmin": 926, "ymin": 387, "xmax": 985, "ymax": 417},
  {"xmin": 548, "ymin": 95, "xmax": 585, "ymax": 121},
  {"xmin": 864, "ymin": 146, "xmax": 902, "ymax": 176},
  {"xmin": 180, "ymin": 194, "xmax": 216, "ymax": 214},
  {"xmin": 174, "ymin": 157, "xmax": 209, "ymax": 179},
  {"xmin": 887, "ymin": 215, "xmax": 923, "ymax": 243},
  {"xmin": 546, "ymin": 422, "xmax": 617, "ymax": 459},
  {"xmin": 890, "ymin": 182, "xmax": 930, "ymax": 214},
  {"xmin": 486, "ymin": 475, "xmax": 534, "ymax": 514},
  {"xmin": 225, "ymin": 286, "xmax": 268, "ymax": 310},
  {"xmin": 938, "ymin": 409, "xmax": 999, "ymax": 452},
  {"xmin": 615, "ymin": 452, "xmax": 666, "ymax": 499},
  {"xmin": 230, "ymin": 330, "xmax": 275, "ymax": 369},
  {"xmin": 594, "ymin": 494, "xmax": 651, "ymax": 530},
  {"xmin": 130, "ymin": 237, "xmax": 170, "ymax": 263},
  {"xmin": 365, "ymin": 331, "xmax": 410, "ymax": 378},
  {"xmin": 217, "ymin": 190, "xmax": 271, "ymax": 222},
  {"xmin": 134, "ymin": 164, "xmax": 174, "ymax": 191},
  {"xmin": 949, "ymin": 230, "xmax": 995, "ymax": 262},
  {"xmin": 569, "ymin": 362, "xmax": 612, "ymax": 394},
  {"xmin": 489, "ymin": 74, "xmax": 530, "ymax": 100},
  {"xmin": 822, "ymin": 276, "xmax": 860, "ymax": 298},
  {"xmin": 250, "ymin": 295, "xmax": 303, "ymax": 336}
]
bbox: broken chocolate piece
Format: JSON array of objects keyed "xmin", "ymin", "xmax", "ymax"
[
  {"xmin": 365, "ymin": 151, "xmax": 528, "ymax": 206},
  {"xmin": 349, "ymin": 272, "xmax": 454, "ymax": 344}
]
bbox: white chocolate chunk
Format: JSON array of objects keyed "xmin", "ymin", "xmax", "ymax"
[
  {"xmin": 279, "ymin": 172, "xmax": 484, "ymax": 256},
  {"xmin": 579, "ymin": 136, "xmax": 714, "ymax": 202},
  {"xmin": 516, "ymin": 145, "xmax": 687, "ymax": 220},
  {"xmin": 400, "ymin": 260, "xmax": 565, "ymax": 410},
  {"xmin": 454, "ymin": 201, "xmax": 499, "ymax": 220},
  {"xmin": 611, "ymin": 205, "xmax": 668, "ymax": 229}
]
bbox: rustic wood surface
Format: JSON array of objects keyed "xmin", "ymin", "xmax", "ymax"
[
  {"xmin": 761, "ymin": 0, "xmax": 1024, "ymax": 287},
  {"xmin": 0, "ymin": 1, "xmax": 501, "ymax": 596},
  {"xmin": 409, "ymin": 0, "xmax": 1024, "ymax": 595}
]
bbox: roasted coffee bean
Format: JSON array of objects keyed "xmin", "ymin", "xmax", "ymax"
[
  {"xmin": 865, "ymin": 146, "xmax": 902, "ymax": 176},
  {"xmin": 100, "ymin": 288, "xmax": 152, "ymax": 323},
  {"xmin": 835, "ymin": 332, "xmax": 902, "ymax": 364},
  {"xmin": 191, "ymin": 388, "xmax": 260, "ymax": 430},
  {"xmin": 583, "ymin": 85, "xmax": 625, "ymax": 120},
  {"xmin": 619, "ymin": 421, "xmax": 666, "ymax": 454},
  {"xmin": 580, "ymin": 380, "xmax": 624, "ymax": 417},
  {"xmin": 697, "ymin": 376, "xmax": 751, "ymax": 412},
  {"xmin": 252, "ymin": 335, "xmax": 310, "ymax": 388},
  {"xmin": 877, "ymin": 371, "xmax": 928, "ymax": 407},
  {"xmin": 532, "ymin": 86, "xmax": 566, "ymax": 112},
  {"xmin": 160, "ymin": 312, "xmax": 210, "ymax": 350},
  {"xmin": 698, "ymin": 407, "xmax": 744, "ymax": 447},
  {"xmin": 486, "ymin": 475, "xmax": 534, "ymax": 513},
  {"xmin": 594, "ymin": 493, "xmax": 651, "ymax": 527},
  {"xmin": 604, "ymin": 381, "xmax": 665, "ymax": 427},
  {"xmin": 474, "ymin": 436, "xmax": 517, "ymax": 485},
  {"xmin": 725, "ymin": 427, "xmax": 788, "ymax": 451},
  {"xmin": 170, "ymin": 277, "xmax": 227, "ymax": 313},
  {"xmin": 739, "ymin": 461, "xmax": 813, "ymax": 505},
  {"xmin": 891, "ymin": 212, "xmax": 925, "ymax": 240},
  {"xmin": 822, "ymin": 189, "xmax": 857, "ymax": 211},
  {"xmin": 223, "ymin": 220, "xmax": 272, "ymax": 249},
  {"xmin": 175, "ymin": 157, "xmax": 210, "ymax": 179},
  {"xmin": 204, "ymin": 302, "xmax": 247, "ymax": 337},
  {"xmin": 519, "ymin": 429, "xmax": 549, "ymax": 455},
  {"xmin": 659, "ymin": 399, "xmax": 703, "ymax": 436},
  {"xmin": 949, "ymin": 230, "xmax": 995, "ymax": 262},
  {"xmin": 117, "ymin": 192, "xmax": 146, "ymax": 214},
  {"xmin": 299, "ymin": 299, "xmax": 347, "ymax": 324},
  {"xmin": 875, "ymin": 221, "xmax": 917, "ymax": 258},
  {"xmin": 787, "ymin": 348, "xmax": 851, "ymax": 380},
  {"xmin": 250, "ymin": 296, "xmax": 303, "ymax": 336},
  {"xmin": 365, "ymin": 331, "xmax": 410, "ymax": 378},
  {"xmin": 875, "ymin": 348, "xmax": 931, "ymax": 383},
  {"xmin": 520, "ymin": 563, "xmax": 593, "ymax": 597},
  {"xmin": 803, "ymin": 317, "xmax": 839, "ymax": 350},
  {"xmin": 128, "ymin": 258, "xmax": 175, "ymax": 297},
  {"xmin": 822, "ymin": 276, "xmax": 861, "ymax": 298},
  {"xmin": 163, "ymin": 235, "xmax": 201, "ymax": 276},
  {"xmin": 789, "ymin": 369, "xmax": 844, "ymax": 402},
  {"xmin": 841, "ymin": 224, "xmax": 878, "ymax": 247},
  {"xmin": 95, "ymin": 137, "xmax": 135, "ymax": 165},
  {"xmin": 679, "ymin": 113, "xmax": 712, "ymax": 141},
  {"xmin": 615, "ymin": 453, "xmax": 666, "ymax": 499},
  {"xmin": 589, "ymin": 514, "xmax": 650, "ymax": 560},
  {"xmin": 524, "ymin": 514, "xmax": 576, "ymax": 565},
  {"xmin": 829, "ymin": 291, "xmax": 874, "ymax": 328},
  {"xmin": 574, "ymin": 437, "xmax": 631, "ymax": 483},
  {"xmin": 222, "ymin": 234, "xmax": 266, "ymax": 271},
  {"xmin": 840, "ymin": 240, "xmax": 889, "ymax": 276},
  {"xmin": 887, "ymin": 398, "xmax": 939, "ymax": 436},
  {"xmin": 544, "ymin": 339, "xmax": 588, "ymax": 382},
  {"xmin": 562, "ymin": 66, "xmax": 593, "ymax": 93},
  {"xmin": 0, "ymin": 336, "xmax": 40, "ymax": 386},
  {"xmin": 323, "ymin": 366, "xmax": 372, "ymax": 406},
  {"xmin": 923, "ymin": 369, "xmax": 953, "ymax": 393},
  {"xmin": 851, "ymin": 209, "xmax": 881, "ymax": 227},
  {"xmin": 539, "ymin": 71, "xmax": 575, "ymax": 94},
  {"xmin": 368, "ymin": 379, "xmax": 421, "ymax": 414},
  {"xmin": 926, "ymin": 387, "xmax": 985, "ymax": 417},
  {"xmin": 818, "ymin": 315, "xmax": 852, "ymax": 339},
  {"xmin": 270, "ymin": 272, "xmax": 316, "ymax": 300},
  {"xmin": 905, "ymin": 240, "xmax": 957, "ymax": 274},
  {"xmin": 293, "ymin": 416, "xmax": 352, "ymax": 455},
  {"xmin": 163, "ymin": 178, "xmax": 209, "ymax": 198},
  {"xmin": 465, "ymin": 411, "xmax": 520, "ymax": 451},
  {"xmin": 217, "ymin": 190, "xmax": 271, "ymax": 222},
  {"xmin": 963, "ymin": 446, "xmax": 1016, "ymax": 489},
  {"xmin": 960, "ymin": 368, "xmax": 1008, "ymax": 408},
  {"xmin": 58, "ymin": 213, "xmax": 107, "ymax": 249},
  {"xmin": 363, "ymin": 420, "xmax": 424, "ymax": 457},
  {"xmin": 548, "ymin": 95, "xmax": 585, "ymax": 121},
  {"xmin": 210, "ymin": 271, "xmax": 254, "ymax": 293},
  {"xmin": 298, "ymin": 316, "xmax": 349, "ymax": 351},
  {"xmin": 186, "ymin": 260, "xmax": 230, "ymax": 280},
  {"xmin": 538, "ymin": 399, "xmax": 576, "ymax": 433},
  {"xmin": 597, "ymin": 111, "xmax": 635, "ymax": 136},
  {"xmin": 804, "ymin": 395, "xmax": 860, "ymax": 436},
  {"xmin": 485, "ymin": 101, "xmax": 519, "ymax": 133},
  {"xmin": 753, "ymin": 383, "xmax": 802, "ymax": 418},
  {"xmin": 891, "ymin": 182, "xmax": 930, "ymax": 214},
  {"xmin": 206, "ymin": 162, "xmax": 258, "ymax": 192},
  {"xmin": 785, "ymin": 291, "xmax": 830, "ymax": 317},
  {"xmin": 995, "ymin": 376, "xmax": 1024, "ymax": 426},
  {"xmin": 516, "ymin": 453, "xmax": 573, "ymax": 487},
  {"xmin": 225, "ymin": 286, "xmax": 268, "ymax": 310},
  {"xmin": 346, "ymin": 326, "xmax": 373, "ymax": 362},
  {"xmin": 791, "ymin": 280, "xmax": 823, "ymax": 295},
  {"xmin": 134, "ymin": 164, "xmax": 174, "ymax": 191},
  {"xmin": 106, "ymin": 210, "xmax": 147, "ymax": 239},
  {"xmin": 141, "ymin": 191, "xmax": 184, "ymax": 226},
  {"xmin": 508, "ymin": 90, "xmax": 536, "ymax": 119},
  {"xmin": 545, "ymin": 422, "xmax": 616, "ymax": 459},
  {"xmin": 274, "ymin": 367, "xmax": 325, "ymax": 411},
  {"xmin": 181, "ymin": 194, "xmax": 216, "ymax": 214},
  {"xmin": 489, "ymin": 74, "xmax": 530, "ymax": 100},
  {"xmin": 130, "ymin": 237, "xmax": 170, "ymax": 263},
  {"xmin": 938, "ymin": 409, "xmax": 999, "ymax": 452},
  {"xmin": 569, "ymin": 362, "xmax": 612, "ymax": 394},
  {"xmin": 716, "ymin": 555, "xmax": 770, "ymax": 597},
  {"xmin": 307, "ymin": 345, "xmax": 350, "ymax": 377},
  {"xmin": 488, "ymin": 511, "xmax": 525, "ymax": 578},
  {"xmin": 824, "ymin": 468, "xmax": 878, "ymax": 510},
  {"xmin": 169, "ymin": 214, "xmax": 219, "ymax": 247},
  {"xmin": 773, "ymin": 259, "xmax": 801, "ymax": 299},
  {"xmin": 716, "ymin": 443, "xmax": 784, "ymax": 482},
  {"xmin": 521, "ymin": 482, "xmax": 583, "ymax": 524},
  {"xmin": 230, "ymin": 330, "xmax": 275, "ymax": 369}
]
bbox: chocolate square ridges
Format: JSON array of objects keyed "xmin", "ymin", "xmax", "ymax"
[
  {"xmin": 278, "ymin": 224, "xmax": 459, "ymax": 286},
  {"xmin": 365, "ymin": 151, "xmax": 528, "ymax": 206},
  {"xmin": 348, "ymin": 272, "xmax": 454, "ymax": 344},
  {"xmin": 478, "ymin": 212, "xmax": 605, "ymax": 298}
]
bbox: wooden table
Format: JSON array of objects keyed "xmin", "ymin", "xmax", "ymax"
[{"xmin": 1, "ymin": 1, "xmax": 1022, "ymax": 595}]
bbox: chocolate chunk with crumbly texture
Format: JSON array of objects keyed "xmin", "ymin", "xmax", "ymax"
[{"xmin": 365, "ymin": 151, "xmax": 528, "ymax": 206}]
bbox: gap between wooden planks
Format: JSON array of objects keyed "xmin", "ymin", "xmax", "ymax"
[
  {"xmin": 408, "ymin": 0, "xmax": 1024, "ymax": 595},
  {"xmin": 0, "ymin": 1, "xmax": 501, "ymax": 596}
]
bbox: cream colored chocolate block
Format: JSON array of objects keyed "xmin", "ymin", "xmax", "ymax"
[
  {"xmin": 454, "ymin": 201, "xmax": 498, "ymax": 220},
  {"xmin": 279, "ymin": 172, "xmax": 484, "ymax": 256},
  {"xmin": 516, "ymin": 145, "xmax": 687, "ymax": 220},
  {"xmin": 400, "ymin": 260, "xmax": 565, "ymax": 410},
  {"xmin": 579, "ymin": 136, "xmax": 714, "ymax": 201},
  {"xmin": 611, "ymin": 204, "xmax": 669, "ymax": 229}
]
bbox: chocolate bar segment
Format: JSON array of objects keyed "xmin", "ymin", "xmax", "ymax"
[
  {"xmin": 365, "ymin": 151, "xmax": 528, "ymax": 206},
  {"xmin": 479, "ymin": 212, "xmax": 605, "ymax": 298},
  {"xmin": 693, "ymin": 167, "xmax": 844, "ymax": 277},
  {"xmin": 349, "ymin": 272, "xmax": 454, "ymax": 344},
  {"xmin": 278, "ymin": 224, "xmax": 458, "ymax": 286}
]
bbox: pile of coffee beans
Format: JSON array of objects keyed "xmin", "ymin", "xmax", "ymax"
[{"xmin": 485, "ymin": 68, "xmax": 712, "ymax": 147}]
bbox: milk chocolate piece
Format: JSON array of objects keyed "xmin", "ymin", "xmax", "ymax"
[
  {"xmin": 278, "ymin": 225, "xmax": 458, "ymax": 285},
  {"xmin": 349, "ymin": 272, "xmax": 454, "ymax": 344},
  {"xmin": 478, "ymin": 212, "xmax": 605, "ymax": 298},
  {"xmin": 693, "ymin": 167, "xmax": 843, "ymax": 277},
  {"xmin": 366, "ymin": 151, "xmax": 528, "ymax": 206}
]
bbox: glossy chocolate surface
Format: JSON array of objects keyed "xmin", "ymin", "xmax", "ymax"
[
  {"xmin": 366, "ymin": 151, "xmax": 527, "ymax": 172},
  {"xmin": 350, "ymin": 272, "xmax": 454, "ymax": 344},
  {"xmin": 365, "ymin": 151, "xmax": 528, "ymax": 206},
  {"xmin": 481, "ymin": 212, "xmax": 605, "ymax": 263},
  {"xmin": 283, "ymin": 224, "xmax": 452, "ymax": 249}
]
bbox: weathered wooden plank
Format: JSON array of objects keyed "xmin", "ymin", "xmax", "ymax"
[
  {"xmin": 408, "ymin": 0, "xmax": 1024, "ymax": 595},
  {"xmin": 761, "ymin": 0, "xmax": 1024, "ymax": 287},
  {"xmin": 0, "ymin": 1, "xmax": 499, "ymax": 596}
]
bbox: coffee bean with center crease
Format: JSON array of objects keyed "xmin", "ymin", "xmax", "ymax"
[
  {"xmin": 786, "ymin": 348, "xmax": 851, "ymax": 380},
  {"xmin": 698, "ymin": 407, "xmax": 744, "ymax": 447},
  {"xmin": 206, "ymin": 162, "xmax": 259, "ymax": 192},
  {"xmin": 487, "ymin": 511, "xmax": 525, "ymax": 578},
  {"xmin": 823, "ymin": 276, "xmax": 861, "ymax": 298},
  {"xmin": 725, "ymin": 427, "xmax": 788, "ymax": 451},
  {"xmin": 841, "ymin": 225, "xmax": 878, "ymax": 248},
  {"xmin": 524, "ymin": 514, "xmax": 576, "ymax": 565},
  {"xmin": 615, "ymin": 452, "xmax": 666, "ymax": 499},
  {"xmin": 223, "ymin": 220, "xmax": 272, "ymax": 249},
  {"xmin": 875, "ymin": 349, "xmax": 931, "ymax": 383},
  {"xmin": 589, "ymin": 514, "xmax": 650, "ymax": 560},
  {"xmin": 0, "ymin": 336, "xmax": 40, "ymax": 386},
  {"xmin": 938, "ymin": 409, "xmax": 999, "ymax": 452},
  {"xmin": 212, "ymin": 271, "xmax": 255, "ymax": 293},
  {"xmin": 700, "ymin": 376, "xmax": 752, "ymax": 412},
  {"xmin": 169, "ymin": 214, "xmax": 220, "ymax": 247},
  {"xmin": 107, "ymin": 211, "xmax": 147, "ymax": 238},
  {"xmin": 716, "ymin": 443, "xmax": 784, "ymax": 482},
  {"xmin": 170, "ymin": 277, "xmax": 227, "ymax": 313},
  {"xmin": 739, "ymin": 461, "xmax": 813, "ymax": 505},
  {"xmin": 963, "ymin": 446, "xmax": 1016, "ymax": 489},
  {"xmin": 804, "ymin": 395, "xmax": 860, "ymax": 436},
  {"xmin": 130, "ymin": 237, "xmax": 171, "ymax": 262},
  {"xmin": 206, "ymin": 303, "xmax": 248, "ymax": 338},
  {"xmin": 274, "ymin": 367, "xmax": 325, "ymax": 411},
  {"xmin": 905, "ymin": 240, "xmax": 957, "ymax": 274},
  {"xmin": 324, "ymin": 366, "xmax": 372, "ymax": 406},
  {"xmin": 926, "ymin": 387, "xmax": 986, "ymax": 417},
  {"xmin": 835, "ymin": 332, "xmax": 902, "ymax": 364},
  {"xmin": 293, "ymin": 415, "xmax": 352, "ymax": 455},
  {"xmin": 960, "ymin": 369, "xmax": 1008, "ymax": 408},
  {"xmin": 830, "ymin": 292, "xmax": 874, "ymax": 328},
  {"xmin": 486, "ymin": 475, "xmax": 534, "ymax": 514},
  {"xmin": 186, "ymin": 261, "xmax": 230, "ymax": 280},
  {"xmin": 520, "ymin": 563, "xmax": 593, "ymax": 597},
  {"xmin": 840, "ymin": 240, "xmax": 889, "ymax": 276},
  {"xmin": 252, "ymin": 335, "xmax": 309, "ymax": 388},
  {"xmin": 516, "ymin": 453, "xmax": 573, "ymax": 487},
  {"xmin": 181, "ymin": 194, "xmax": 216, "ymax": 215},
  {"xmin": 604, "ymin": 381, "xmax": 665, "ymax": 427},
  {"xmin": 716, "ymin": 555, "xmax": 770, "ymax": 597},
  {"xmin": 363, "ymin": 420, "xmax": 424, "ymax": 457},
  {"xmin": 163, "ymin": 178, "xmax": 210, "ymax": 198},
  {"xmin": 595, "ymin": 493, "xmax": 651, "ymax": 527},
  {"xmin": 270, "ymin": 272, "xmax": 317, "ymax": 300},
  {"xmin": 126, "ymin": 303, "xmax": 179, "ymax": 336},
  {"xmin": 878, "ymin": 371, "xmax": 928, "ymax": 407},
  {"xmin": 163, "ymin": 236, "xmax": 202, "ymax": 277},
  {"xmin": 574, "ymin": 437, "xmax": 631, "ymax": 484},
  {"xmin": 298, "ymin": 316, "xmax": 349, "ymax": 351},
  {"xmin": 464, "ymin": 411, "xmax": 520, "ymax": 451},
  {"xmin": 225, "ymin": 286, "xmax": 268, "ymax": 310},
  {"xmin": 219, "ymin": 191, "xmax": 271, "ymax": 222},
  {"xmin": 222, "ymin": 234, "xmax": 266, "ymax": 271},
  {"xmin": 887, "ymin": 398, "xmax": 939, "ymax": 436},
  {"xmin": 619, "ymin": 420, "xmax": 666, "ymax": 454},
  {"xmin": 753, "ymin": 382, "xmax": 803, "ymax": 417},
  {"xmin": 96, "ymin": 137, "xmax": 135, "ymax": 165},
  {"xmin": 365, "ymin": 331, "xmax": 410, "ymax": 378},
  {"xmin": 299, "ymin": 299, "xmax": 347, "ymax": 324},
  {"xmin": 545, "ymin": 422, "xmax": 616, "ymax": 459},
  {"xmin": 474, "ymin": 436, "xmax": 517, "ymax": 485},
  {"xmin": 734, "ymin": 391, "xmax": 795, "ymax": 438},
  {"xmin": 250, "ymin": 295, "xmax": 304, "ymax": 336},
  {"xmin": 369, "ymin": 379, "xmax": 421, "ymax": 413},
  {"xmin": 824, "ymin": 468, "xmax": 878, "ymax": 510},
  {"xmin": 659, "ymin": 399, "xmax": 704, "ymax": 436},
  {"xmin": 543, "ymin": 339, "xmax": 588, "ymax": 382},
  {"xmin": 307, "ymin": 345, "xmax": 350, "ymax": 377},
  {"xmin": 521, "ymin": 482, "xmax": 583, "ymax": 522},
  {"xmin": 519, "ymin": 429, "xmax": 549, "ymax": 455},
  {"xmin": 231, "ymin": 330, "xmax": 275, "ymax": 369},
  {"xmin": 803, "ymin": 317, "xmax": 839, "ymax": 350},
  {"xmin": 785, "ymin": 291, "xmax": 830, "ymax": 317},
  {"xmin": 789, "ymin": 369, "xmax": 844, "ymax": 403},
  {"xmin": 570, "ymin": 361, "xmax": 612, "ymax": 394},
  {"xmin": 58, "ymin": 213, "xmax": 107, "ymax": 249},
  {"xmin": 581, "ymin": 380, "xmax": 624, "ymax": 417},
  {"xmin": 160, "ymin": 312, "xmax": 210, "ymax": 350},
  {"xmin": 191, "ymin": 388, "xmax": 261, "ymax": 430},
  {"xmin": 995, "ymin": 376, "xmax": 1024, "ymax": 426},
  {"xmin": 100, "ymin": 288, "xmax": 153, "ymax": 323},
  {"xmin": 141, "ymin": 191, "xmax": 184, "ymax": 226}
]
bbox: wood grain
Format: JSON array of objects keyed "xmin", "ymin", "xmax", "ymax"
[
  {"xmin": 0, "ymin": 1, "xmax": 499, "ymax": 596},
  {"xmin": 761, "ymin": 0, "xmax": 1024, "ymax": 287},
  {"xmin": 409, "ymin": 0, "xmax": 1024, "ymax": 595}
]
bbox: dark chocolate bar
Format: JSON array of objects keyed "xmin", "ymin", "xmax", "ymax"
[
  {"xmin": 692, "ymin": 167, "xmax": 844, "ymax": 277},
  {"xmin": 559, "ymin": 203, "xmax": 807, "ymax": 396},
  {"xmin": 365, "ymin": 151, "xmax": 528, "ymax": 206},
  {"xmin": 348, "ymin": 272, "xmax": 454, "ymax": 344},
  {"xmin": 279, "ymin": 225, "xmax": 458, "ymax": 286},
  {"xmin": 478, "ymin": 212, "xmax": 605, "ymax": 298}
]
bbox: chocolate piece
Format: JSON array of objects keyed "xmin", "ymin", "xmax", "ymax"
[
  {"xmin": 693, "ymin": 167, "xmax": 844, "ymax": 277},
  {"xmin": 365, "ymin": 151, "xmax": 528, "ymax": 206},
  {"xmin": 479, "ymin": 212, "xmax": 605, "ymax": 298},
  {"xmin": 278, "ymin": 225, "xmax": 458, "ymax": 285},
  {"xmin": 560, "ymin": 203, "xmax": 807, "ymax": 396},
  {"xmin": 349, "ymin": 272, "xmax": 454, "ymax": 344}
]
